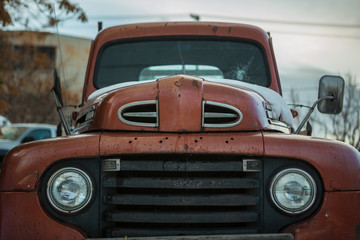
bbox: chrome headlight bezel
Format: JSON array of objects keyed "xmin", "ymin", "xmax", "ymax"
[
  {"xmin": 46, "ymin": 167, "xmax": 94, "ymax": 214},
  {"xmin": 269, "ymin": 168, "xmax": 317, "ymax": 215}
]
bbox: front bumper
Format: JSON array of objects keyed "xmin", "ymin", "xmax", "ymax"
[
  {"xmin": 0, "ymin": 191, "xmax": 359, "ymax": 239},
  {"xmin": 87, "ymin": 233, "xmax": 294, "ymax": 240}
]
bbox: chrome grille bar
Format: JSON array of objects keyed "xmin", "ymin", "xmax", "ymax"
[{"xmin": 100, "ymin": 155, "xmax": 262, "ymax": 238}]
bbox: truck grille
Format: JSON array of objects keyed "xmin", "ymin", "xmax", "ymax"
[
  {"xmin": 202, "ymin": 101, "xmax": 243, "ymax": 128},
  {"xmin": 117, "ymin": 100, "xmax": 158, "ymax": 127},
  {"xmin": 100, "ymin": 155, "xmax": 262, "ymax": 237}
]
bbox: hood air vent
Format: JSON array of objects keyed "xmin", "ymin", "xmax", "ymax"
[
  {"xmin": 118, "ymin": 100, "xmax": 158, "ymax": 127},
  {"xmin": 202, "ymin": 100, "xmax": 243, "ymax": 128}
]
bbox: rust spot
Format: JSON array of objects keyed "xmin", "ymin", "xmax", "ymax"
[
  {"xmin": 184, "ymin": 144, "xmax": 189, "ymax": 150},
  {"xmin": 192, "ymin": 80, "xmax": 199, "ymax": 88},
  {"xmin": 174, "ymin": 179, "xmax": 202, "ymax": 188},
  {"xmin": 228, "ymin": 27, "xmax": 231, "ymax": 34},
  {"xmin": 164, "ymin": 23, "xmax": 168, "ymax": 28},
  {"xmin": 14, "ymin": 171, "xmax": 39, "ymax": 191},
  {"xmin": 248, "ymin": 180, "xmax": 257, "ymax": 188},
  {"xmin": 212, "ymin": 26, "xmax": 218, "ymax": 34},
  {"xmin": 174, "ymin": 81, "xmax": 182, "ymax": 87},
  {"xmin": 164, "ymin": 161, "xmax": 185, "ymax": 171},
  {"xmin": 329, "ymin": 179, "xmax": 342, "ymax": 191}
]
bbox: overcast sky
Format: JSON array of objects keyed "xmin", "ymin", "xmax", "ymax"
[{"xmin": 53, "ymin": 0, "xmax": 360, "ymax": 104}]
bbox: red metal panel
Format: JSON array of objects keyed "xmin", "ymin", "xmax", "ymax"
[
  {"xmin": 0, "ymin": 192, "xmax": 85, "ymax": 239},
  {"xmin": 283, "ymin": 191, "xmax": 360, "ymax": 240},
  {"xmin": 263, "ymin": 132, "xmax": 360, "ymax": 191},
  {"xmin": 89, "ymin": 81, "xmax": 159, "ymax": 132},
  {"xmin": 202, "ymin": 81, "xmax": 268, "ymax": 131},
  {"xmin": 99, "ymin": 132, "xmax": 264, "ymax": 156},
  {"xmin": 82, "ymin": 76, "xmax": 270, "ymax": 133},
  {"xmin": 0, "ymin": 134, "xmax": 100, "ymax": 191},
  {"xmin": 158, "ymin": 75, "xmax": 203, "ymax": 132}
]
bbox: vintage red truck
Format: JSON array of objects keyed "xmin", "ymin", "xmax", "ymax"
[{"xmin": 1, "ymin": 22, "xmax": 359, "ymax": 240}]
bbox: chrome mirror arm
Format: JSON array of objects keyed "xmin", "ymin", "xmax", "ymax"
[{"xmin": 294, "ymin": 96, "xmax": 334, "ymax": 134}]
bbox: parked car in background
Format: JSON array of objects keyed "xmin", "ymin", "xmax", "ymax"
[
  {"xmin": 0, "ymin": 116, "xmax": 10, "ymax": 127},
  {"xmin": 0, "ymin": 123, "xmax": 57, "ymax": 165}
]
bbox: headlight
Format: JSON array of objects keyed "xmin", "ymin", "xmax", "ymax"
[
  {"xmin": 47, "ymin": 167, "xmax": 93, "ymax": 214},
  {"xmin": 270, "ymin": 168, "xmax": 317, "ymax": 214}
]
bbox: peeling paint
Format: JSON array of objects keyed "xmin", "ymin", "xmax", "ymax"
[
  {"xmin": 212, "ymin": 26, "xmax": 218, "ymax": 34},
  {"xmin": 173, "ymin": 179, "xmax": 202, "ymax": 188},
  {"xmin": 14, "ymin": 171, "xmax": 39, "ymax": 191}
]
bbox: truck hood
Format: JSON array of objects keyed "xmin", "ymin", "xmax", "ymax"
[{"xmin": 76, "ymin": 75, "xmax": 293, "ymax": 133}]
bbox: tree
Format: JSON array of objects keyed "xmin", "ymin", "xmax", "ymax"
[{"xmin": 0, "ymin": 0, "xmax": 87, "ymax": 28}]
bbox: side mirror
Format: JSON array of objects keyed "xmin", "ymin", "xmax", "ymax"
[
  {"xmin": 317, "ymin": 75, "xmax": 344, "ymax": 114},
  {"xmin": 295, "ymin": 75, "xmax": 345, "ymax": 134}
]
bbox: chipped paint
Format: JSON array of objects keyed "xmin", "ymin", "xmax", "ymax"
[
  {"xmin": 14, "ymin": 171, "xmax": 39, "ymax": 191},
  {"xmin": 212, "ymin": 26, "xmax": 218, "ymax": 34}
]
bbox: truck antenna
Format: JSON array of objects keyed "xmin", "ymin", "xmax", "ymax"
[
  {"xmin": 53, "ymin": 4, "xmax": 69, "ymax": 106},
  {"xmin": 51, "ymin": 3, "xmax": 71, "ymax": 135}
]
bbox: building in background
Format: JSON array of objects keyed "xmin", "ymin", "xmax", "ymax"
[
  {"xmin": 0, "ymin": 31, "xmax": 91, "ymax": 124},
  {"xmin": 5, "ymin": 30, "xmax": 91, "ymax": 99}
]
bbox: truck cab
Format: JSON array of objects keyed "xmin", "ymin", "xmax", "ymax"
[{"xmin": 1, "ymin": 22, "xmax": 359, "ymax": 240}]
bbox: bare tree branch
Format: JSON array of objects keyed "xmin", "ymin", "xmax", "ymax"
[{"xmin": 0, "ymin": 0, "xmax": 87, "ymax": 29}]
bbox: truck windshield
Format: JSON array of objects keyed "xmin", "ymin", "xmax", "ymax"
[{"xmin": 94, "ymin": 39, "xmax": 269, "ymax": 89}]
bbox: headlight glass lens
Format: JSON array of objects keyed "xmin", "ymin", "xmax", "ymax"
[
  {"xmin": 270, "ymin": 168, "xmax": 316, "ymax": 214},
  {"xmin": 47, "ymin": 167, "xmax": 93, "ymax": 214}
]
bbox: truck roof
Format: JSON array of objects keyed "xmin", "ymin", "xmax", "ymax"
[{"xmin": 82, "ymin": 22, "xmax": 281, "ymax": 102}]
